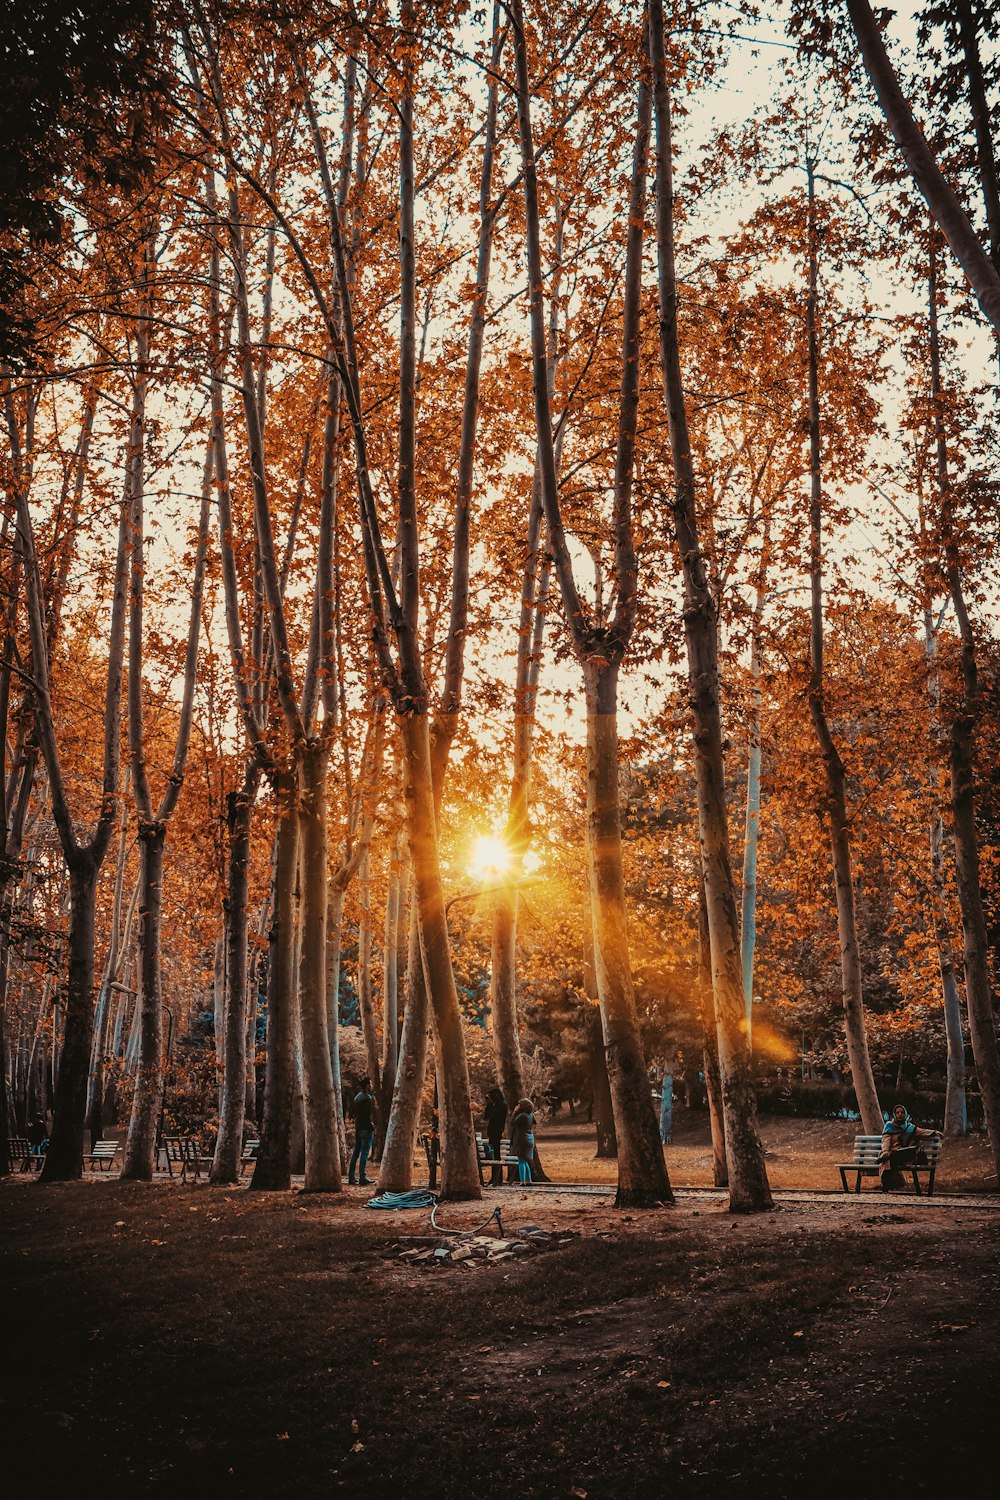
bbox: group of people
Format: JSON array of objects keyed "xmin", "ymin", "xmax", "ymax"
[
  {"xmin": 484, "ymin": 1086, "xmax": 536, "ymax": 1184},
  {"xmin": 344, "ymin": 1078, "xmax": 537, "ymax": 1189}
]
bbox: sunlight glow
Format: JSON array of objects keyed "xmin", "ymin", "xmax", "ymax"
[{"xmin": 468, "ymin": 833, "xmax": 514, "ymax": 881}]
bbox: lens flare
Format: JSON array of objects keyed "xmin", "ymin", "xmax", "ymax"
[{"xmin": 468, "ymin": 833, "xmax": 513, "ymax": 880}]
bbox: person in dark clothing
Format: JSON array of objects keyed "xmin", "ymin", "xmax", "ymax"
[
  {"xmin": 879, "ymin": 1103, "xmax": 939, "ymax": 1191},
  {"xmin": 348, "ymin": 1077, "xmax": 375, "ymax": 1186},
  {"xmin": 509, "ymin": 1097, "xmax": 536, "ymax": 1185},
  {"xmin": 484, "ymin": 1086, "xmax": 507, "ymax": 1186}
]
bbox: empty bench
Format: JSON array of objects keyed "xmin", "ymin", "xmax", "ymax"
[
  {"xmin": 84, "ymin": 1140, "xmax": 120, "ymax": 1172},
  {"xmin": 160, "ymin": 1135, "xmax": 213, "ymax": 1183},
  {"xmin": 837, "ymin": 1134, "xmax": 941, "ymax": 1195}
]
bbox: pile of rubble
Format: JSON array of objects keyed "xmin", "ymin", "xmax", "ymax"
[{"xmin": 385, "ymin": 1223, "xmax": 577, "ymax": 1269}]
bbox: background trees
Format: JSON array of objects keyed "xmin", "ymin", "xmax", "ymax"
[{"xmin": 1, "ymin": 0, "xmax": 997, "ymax": 1196}]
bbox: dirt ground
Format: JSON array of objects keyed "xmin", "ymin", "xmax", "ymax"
[{"xmin": 2, "ymin": 1114, "xmax": 998, "ymax": 1499}]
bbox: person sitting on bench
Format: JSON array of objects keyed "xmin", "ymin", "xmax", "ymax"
[{"xmin": 880, "ymin": 1104, "xmax": 939, "ymax": 1191}]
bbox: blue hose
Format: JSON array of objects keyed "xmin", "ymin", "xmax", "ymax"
[{"xmin": 365, "ymin": 1189, "xmax": 437, "ymax": 1210}]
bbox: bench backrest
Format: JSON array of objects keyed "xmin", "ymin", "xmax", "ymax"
[
  {"xmin": 91, "ymin": 1141, "xmax": 119, "ymax": 1158},
  {"xmin": 162, "ymin": 1136, "xmax": 199, "ymax": 1161},
  {"xmin": 9, "ymin": 1136, "xmax": 30, "ymax": 1158},
  {"xmin": 850, "ymin": 1133, "xmax": 942, "ymax": 1165}
]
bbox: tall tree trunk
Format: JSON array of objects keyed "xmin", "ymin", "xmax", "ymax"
[
  {"xmin": 648, "ymin": 0, "xmax": 771, "ymax": 1210},
  {"xmin": 924, "ymin": 611, "xmax": 968, "ymax": 1138},
  {"xmin": 398, "ymin": 714, "xmax": 479, "ymax": 1199},
  {"xmin": 378, "ymin": 906, "xmax": 431, "ymax": 1191},
  {"xmin": 39, "ymin": 861, "xmax": 98, "ymax": 1180},
  {"xmin": 212, "ymin": 770, "xmax": 256, "ymax": 1182},
  {"xmin": 380, "ymin": 828, "xmax": 403, "ymax": 1119},
  {"xmin": 803, "ymin": 157, "xmax": 883, "ymax": 1138},
  {"xmin": 298, "ymin": 738, "xmax": 340, "ymax": 1190},
  {"xmin": 356, "ymin": 847, "xmax": 383, "ymax": 1141},
  {"xmin": 121, "ymin": 826, "xmax": 166, "ymax": 1179},
  {"xmin": 926, "ymin": 238, "xmax": 1000, "ymax": 1177},
  {"xmin": 932, "ymin": 810, "xmax": 968, "ymax": 1138},
  {"xmin": 251, "ymin": 774, "xmax": 299, "ymax": 1191},
  {"xmin": 740, "ymin": 533, "xmax": 769, "ymax": 1038},
  {"xmin": 587, "ymin": 1007, "xmax": 617, "ymax": 1160},
  {"xmin": 585, "ymin": 660, "xmax": 672, "ymax": 1206},
  {"xmin": 698, "ymin": 883, "xmax": 728, "ymax": 1187}
]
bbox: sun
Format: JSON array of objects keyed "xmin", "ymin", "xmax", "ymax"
[{"xmin": 468, "ymin": 833, "xmax": 514, "ymax": 881}]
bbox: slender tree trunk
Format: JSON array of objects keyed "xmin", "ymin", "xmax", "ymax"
[
  {"xmin": 212, "ymin": 771, "xmax": 256, "ymax": 1181},
  {"xmin": 585, "ymin": 660, "xmax": 672, "ymax": 1206},
  {"xmin": 251, "ymin": 773, "xmax": 299, "ymax": 1191},
  {"xmin": 659, "ymin": 1060, "xmax": 674, "ymax": 1146},
  {"xmin": 381, "ymin": 829, "xmax": 403, "ymax": 1118},
  {"xmin": 356, "ymin": 847, "xmax": 383, "ymax": 1141},
  {"xmin": 398, "ymin": 713, "xmax": 479, "ymax": 1199},
  {"xmin": 298, "ymin": 738, "xmax": 340, "ymax": 1190},
  {"xmin": 121, "ymin": 827, "xmax": 165, "ymax": 1179},
  {"xmin": 586, "ymin": 1007, "xmax": 617, "ymax": 1160},
  {"xmin": 326, "ymin": 882, "xmax": 348, "ymax": 1168},
  {"xmin": 803, "ymin": 158, "xmax": 883, "ymax": 1138},
  {"xmin": 648, "ymin": 0, "xmax": 771, "ymax": 1210},
  {"xmin": 378, "ymin": 906, "xmax": 431, "ymax": 1192},
  {"xmin": 949, "ymin": 698, "xmax": 1000, "ymax": 1168},
  {"xmin": 926, "ymin": 239, "xmax": 1000, "ymax": 1177},
  {"xmin": 740, "ymin": 537, "xmax": 769, "ymax": 1038},
  {"xmin": 39, "ymin": 862, "xmax": 98, "ymax": 1180},
  {"xmin": 922, "ymin": 590, "xmax": 968, "ymax": 1137},
  {"xmin": 698, "ymin": 884, "xmax": 728, "ymax": 1187}
]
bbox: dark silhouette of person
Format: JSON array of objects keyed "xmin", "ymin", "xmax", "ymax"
[
  {"xmin": 348, "ymin": 1077, "xmax": 375, "ymax": 1186},
  {"xmin": 484, "ymin": 1086, "xmax": 507, "ymax": 1186}
]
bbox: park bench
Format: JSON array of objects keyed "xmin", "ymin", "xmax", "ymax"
[
  {"xmin": 837, "ymin": 1134, "xmax": 942, "ymax": 1195},
  {"xmin": 9, "ymin": 1136, "xmax": 43, "ymax": 1172},
  {"xmin": 84, "ymin": 1140, "xmax": 120, "ymax": 1172},
  {"xmin": 240, "ymin": 1139, "xmax": 260, "ymax": 1174},
  {"xmin": 160, "ymin": 1135, "xmax": 213, "ymax": 1183},
  {"xmin": 475, "ymin": 1133, "xmax": 522, "ymax": 1185}
]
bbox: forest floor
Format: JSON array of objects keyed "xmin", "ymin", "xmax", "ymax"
[{"xmin": 2, "ymin": 1113, "xmax": 998, "ymax": 1499}]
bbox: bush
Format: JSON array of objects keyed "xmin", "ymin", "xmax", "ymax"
[{"xmin": 751, "ymin": 1076, "xmax": 984, "ymax": 1129}]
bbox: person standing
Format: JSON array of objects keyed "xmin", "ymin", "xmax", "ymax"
[
  {"xmin": 484, "ymin": 1086, "xmax": 507, "ymax": 1187},
  {"xmin": 509, "ymin": 1097, "xmax": 536, "ymax": 1186},
  {"xmin": 348, "ymin": 1077, "xmax": 375, "ymax": 1186}
]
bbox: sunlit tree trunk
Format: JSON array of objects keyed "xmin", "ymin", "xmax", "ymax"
[
  {"xmin": 356, "ymin": 847, "xmax": 383, "ymax": 1145},
  {"xmin": 380, "ymin": 827, "xmax": 404, "ymax": 1117},
  {"xmin": 585, "ymin": 660, "xmax": 672, "ymax": 1206},
  {"xmin": 740, "ymin": 531, "xmax": 770, "ymax": 1039},
  {"xmin": 648, "ymin": 0, "xmax": 771, "ymax": 1210},
  {"xmin": 510, "ymin": 0, "xmax": 670, "ymax": 1208}
]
